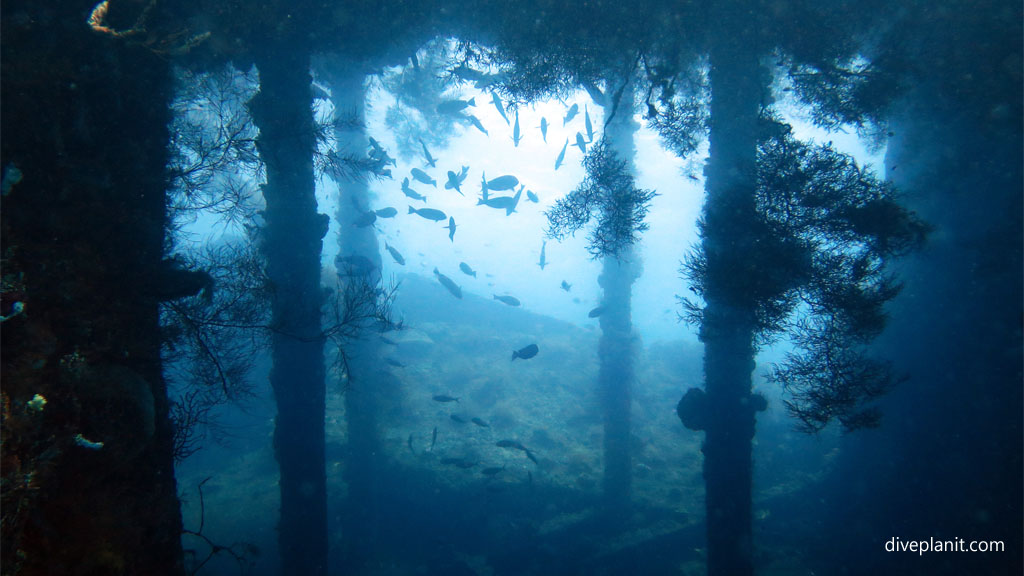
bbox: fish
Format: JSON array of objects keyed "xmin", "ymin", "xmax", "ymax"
[
  {"xmin": 525, "ymin": 450, "xmax": 538, "ymax": 465},
  {"xmin": 563, "ymin": 103, "xmax": 579, "ymax": 125},
  {"xmin": 584, "ymin": 104, "xmax": 594, "ymax": 142},
  {"xmin": 385, "ymin": 243, "xmax": 406, "ymax": 266},
  {"xmin": 459, "ymin": 262, "xmax": 477, "ymax": 277},
  {"xmin": 588, "ymin": 306, "xmax": 605, "ymax": 318},
  {"xmin": 561, "ymin": 280, "xmax": 571, "ymax": 291},
  {"xmin": 485, "ymin": 175, "xmax": 519, "ymax": 191},
  {"xmin": 432, "ymin": 395, "xmax": 460, "ymax": 403},
  {"xmin": 554, "ymin": 139, "xmax": 568, "ymax": 170},
  {"xmin": 450, "ymin": 65, "xmax": 486, "ymax": 83},
  {"xmin": 512, "ymin": 110, "xmax": 522, "ymax": 147},
  {"xmin": 385, "ymin": 357, "xmax": 406, "ymax": 368},
  {"xmin": 375, "ymin": 207, "xmax": 398, "ymax": 218},
  {"xmin": 444, "ymin": 217, "xmax": 456, "ymax": 242},
  {"xmin": 481, "ymin": 465, "xmax": 505, "ymax": 477},
  {"xmin": 538, "ymin": 240, "xmax": 547, "ymax": 270},
  {"xmin": 526, "ymin": 190, "xmax": 538, "ymax": 203},
  {"xmin": 450, "ymin": 414, "xmax": 468, "ymax": 424},
  {"xmin": 407, "ymin": 433, "xmax": 414, "ymax": 454},
  {"xmin": 491, "ymin": 92, "xmax": 510, "ymax": 124},
  {"xmin": 430, "ymin": 426, "xmax": 438, "ymax": 451},
  {"xmin": 466, "ymin": 115, "xmax": 488, "ymax": 135},
  {"xmin": 539, "ymin": 117, "xmax": 548, "ymax": 142},
  {"xmin": 476, "ymin": 193, "xmax": 520, "ymax": 216},
  {"xmin": 479, "ymin": 171, "xmax": 489, "ymax": 201},
  {"xmin": 410, "ymin": 168, "xmax": 436, "ymax": 187},
  {"xmin": 493, "ymin": 295, "xmax": 521, "ymax": 307},
  {"xmin": 434, "ymin": 267, "xmax": 463, "ymax": 299},
  {"xmin": 573, "ymin": 132, "xmax": 588, "ymax": 154},
  {"xmin": 512, "ymin": 343, "xmax": 538, "ymax": 361},
  {"xmin": 353, "ymin": 210, "xmax": 377, "ymax": 228},
  {"xmin": 445, "ymin": 171, "xmax": 464, "ymax": 195},
  {"xmin": 419, "ymin": 138, "xmax": 437, "ymax": 168},
  {"xmin": 408, "ymin": 206, "xmax": 447, "ymax": 222},
  {"xmin": 496, "ymin": 440, "xmax": 527, "ymax": 450},
  {"xmin": 437, "ymin": 97, "xmax": 476, "ymax": 115},
  {"xmin": 401, "ymin": 178, "xmax": 427, "ymax": 202},
  {"xmin": 471, "ymin": 418, "xmax": 490, "ymax": 428}
]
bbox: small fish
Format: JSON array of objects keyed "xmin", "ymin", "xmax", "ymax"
[
  {"xmin": 375, "ymin": 207, "xmax": 398, "ymax": 218},
  {"xmin": 353, "ymin": 210, "xmax": 377, "ymax": 228},
  {"xmin": 471, "ymin": 418, "xmax": 490, "ymax": 428},
  {"xmin": 450, "ymin": 414, "xmax": 468, "ymax": 424},
  {"xmin": 445, "ymin": 171, "xmax": 465, "ymax": 195},
  {"xmin": 563, "ymin": 103, "xmax": 579, "ymax": 125},
  {"xmin": 538, "ymin": 241, "xmax": 547, "ymax": 270},
  {"xmin": 441, "ymin": 457, "xmax": 477, "ymax": 469},
  {"xmin": 561, "ymin": 280, "xmax": 571, "ymax": 292},
  {"xmin": 525, "ymin": 450, "xmax": 538, "ymax": 465},
  {"xmin": 481, "ymin": 465, "xmax": 505, "ymax": 477},
  {"xmin": 588, "ymin": 306, "xmax": 605, "ymax": 318},
  {"xmin": 411, "ymin": 168, "xmax": 436, "ymax": 187},
  {"xmin": 419, "ymin": 138, "xmax": 437, "ymax": 168},
  {"xmin": 480, "ymin": 171, "xmax": 489, "ymax": 201},
  {"xmin": 434, "ymin": 267, "xmax": 463, "ymax": 299},
  {"xmin": 554, "ymin": 139, "xmax": 568, "ymax": 170},
  {"xmin": 437, "ymin": 97, "xmax": 476, "ymax": 115},
  {"xmin": 459, "ymin": 262, "xmax": 477, "ymax": 277},
  {"xmin": 512, "ymin": 110, "xmax": 522, "ymax": 147},
  {"xmin": 408, "ymin": 206, "xmax": 447, "ymax": 222},
  {"xmin": 385, "ymin": 358, "xmax": 406, "ymax": 368},
  {"xmin": 385, "ymin": 243, "xmax": 406, "ymax": 266},
  {"xmin": 491, "ymin": 92, "xmax": 510, "ymax": 124},
  {"xmin": 466, "ymin": 115, "xmax": 488, "ymax": 135},
  {"xmin": 477, "ymin": 192, "xmax": 520, "ymax": 216},
  {"xmin": 512, "ymin": 343, "xmax": 539, "ymax": 361},
  {"xmin": 401, "ymin": 178, "xmax": 427, "ymax": 202},
  {"xmin": 526, "ymin": 190, "xmax": 538, "ymax": 203},
  {"xmin": 584, "ymin": 104, "xmax": 594, "ymax": 142},
  {"xmin": 493, "ymin": 294, "xmax": 521, "ymax": 307},
  {"xmin": 444, "ymin": 217, "xmax": 456, "ymax": 242},
  {"xmin": 573, "ymin": 132, "xmax": 588, "ymax": 153},
  {"xmin": 433, "ymin": 395, "xmax": 460, "ymax": 403},
  {"xmin": 485, "ymin": 175, "xmax": 519, "ymax": 191},
  {"xmin": 407, "ymin": 433, "xmax": 415, "ymax": 454},
  {"xmin": 496, "ymin": 440, "xmax": 527, "ymax": 451},
  {"xmin": 430, "ymin": 426, "xmax": 438, "ymax": 451},
  {"xmin": 539, "ymin": 117, "xmax": 548, "ymax": 142}
]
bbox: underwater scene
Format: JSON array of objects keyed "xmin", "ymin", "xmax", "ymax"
[{"xmin": 1, "ymin": 1, "xmax": 1020, "ymax": 576}]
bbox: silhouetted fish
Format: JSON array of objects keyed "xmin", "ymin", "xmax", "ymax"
[
  {"xmin": 434, "ymin": 268, "xmax": 463, "ymax": 299},
  {"xmin": 459, "ymin": 262, "xmax": 477, "ymax": 277},
  {"xmin": 538, "ymin": 240, "xmax": 547, "ymax": 270},
  {"xmin": 588, "ymin": 306, "xmax": 605, "ymax": 318},
  {"xmin": 512, "ymin": 110, "xmax": 522, "ymax": 147},
  {"xmin": 471, "ymin": 418, "xmax": 490, "ymax": 428},
  {"xmin": 419, "ymin": 138, "xmax": 437, "ymax": 168},
  {"xmin": 385, "ymin": 243, "xmax": 405, "ymax": 266},
  {"xmin": 375, "ymin": 207, "xmax": 398, "ymax": 218},
  {"xmin": 539, "ymin": 117, "xmax": 548, "ymax": 142},
  {"xmin": 437, "ymin": 97, "xmax": 475, "ymax": 115},
  {"xmin": 493, "ymin": 294, "xmax": 521, "ymax": 307},
  {"xmin": 433, "ymin": 395, "xmax": 460, "ymax": 403},
  {"xmin": 485, "ymin": 175, "xmax": 519, "ymax": 191},
  {"xmin": 481, "ymin": 465, "xmax": 505, "ymax": 477},
  {"xmin": 561, "ymin": 280, "xmax": 571, "ymax": 292},
  {"xmin": 512, "ymin": 343, "xmax": 538, "ymax": 361},
  {"xmin": 563, "ymin": 103, "xmax": 579, "ymax": 125},
  {"xmin": 444, "ymin": 217, "xmax": 456, "ymax": 242},
  {"xmin": 573, "ymin": 132, "xmax": 587, "ymax": 153},
  {"xmin": 445, "ymin": 171, "xmax": 465, "ymax": 195},
  {"xmin": 352, "ymin": 210, "xmax": 377, "ymax": 228},
  {"xmin": 407, "ymin": 433, "xmax": 414, "ymax": 454},
  {"xmin": 401, "ymin": 178, "xmax": 427, "ymax": 202},
  {"xmin": 491, "ymin": 92, "xmax": 510, "ymax": 124},
  {"xmin": 450, "ymin": 414, "xmax": 468, "ymax": 424},
  {"xmin": 526, "ymin": 190, "xmax": 538, "ymax": 203},
  {"xmin": 466, "ymin": 115, "xmax": 488, "ymax": 135},
  {"xmin": 554, "ymin": 139, "xmax": 568, "ymax": 170},
  {"xmin": 410, "ymin": 168, "xmax": 436, "ymax": 187},
  {"xmin": 430, "ymin": 426, "xmax": 438, "ymax": 451},
  {"xmin": 409, "ymin": 206, "xmax": 447, "ymax": 221}
]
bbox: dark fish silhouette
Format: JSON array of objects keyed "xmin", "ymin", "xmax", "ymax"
[
  {"xmin": 512, "ymin": 343, "xmax": 538, "ymax": 361},
  {"xmin": 444, "ymin": 217, "xmax": 456, "ymax": 242},
  {"xmin": 375, "ymin": 207, "xmax": 398, "ymax": 218},
  {"xmin": 539, "ymin": 117, "xmax": 548, "ymax": 142},
  {"xmin": 573, "ymin": 131, "xmax": 588, "ymax": 153},
  {"xmin": 410, "ymin": 168, "xmax": 436, "ymax": 187},
  {"xmin": 450, "ymin": 414, "xmax": 468, "ymax": 424},
  {"xmin": 407, "ymin": 433, "xmax": 414, "ymax": 454},
  {"xmin": 445, "ymin": 171, "xmax": 465, "ymax": 195},
  {"xmin": 512, "ymin": 110, "xmax": 522, "ymax": 147},
  {"xmin": 419, "ymin": 138, "xmax": 437, "ymax": 168},
  {"xmin": 485, "ymin": 175, "xmax": 519, "ymax": 191},
  {"xmin": 526, "ymin": 190, "xmax": 539, "ymax": 203},
  {"xmin": 434, "ymin": 268, "xmax": 463, "ymax": 299},
  {"xmin": 437, "ymin": 97, "xmax": 475, "ymax": 115},
  {"xmin": 432, "ymin": 395, "xmax": 460, "ymax": 403},
  {"xmin": 409, "ymin": 206, "xmax": 447, "ymax": 222},
  {"xmin": 385, "ymin": 243, "xmax": 405, "ymax": 266},
  {"xmin": 466, "ymin": 115, "xmax": 488, "ymax": 135},
  {"xmin": 561, "ymin": 280, "xmax": 571, "ymax": 292},
  {"xmin": 353, "ymin": 210, "xmax": 377, "ymax": 227},
  {"xmin": 430, "ymin": 426, "xmax": 438, "ymax": 451},
  {"xmin": 538, "ymin": 240, "xmax": 548, "ymax": 270},
  {"xmin": 401, "ymin": 178, "xmax": 427, "ymax": 202},
  {"xmin": 481, "ymin": 465, "xmax": 505, "ymax": 477},
  {"xmin": 491, "ymin": 92, "xmax": 510, "ymax": 124},
  {"xmin": 493, "ymin": 294, "xmax": 521, "ymax": 307},
  {"xmin": 554, "ymin": 139, "xmax": 568, "ymax": 170},
  {"xmin": 471, "ymin": 418, "xmax": 490, "ymax": 428},
  {"xmin": 563, "ymin": 103, "xmax": 579, "ymax": 125},
  {"xmin": 588, "ymin": 306, "xmax": 605, "ymax": 318}
]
